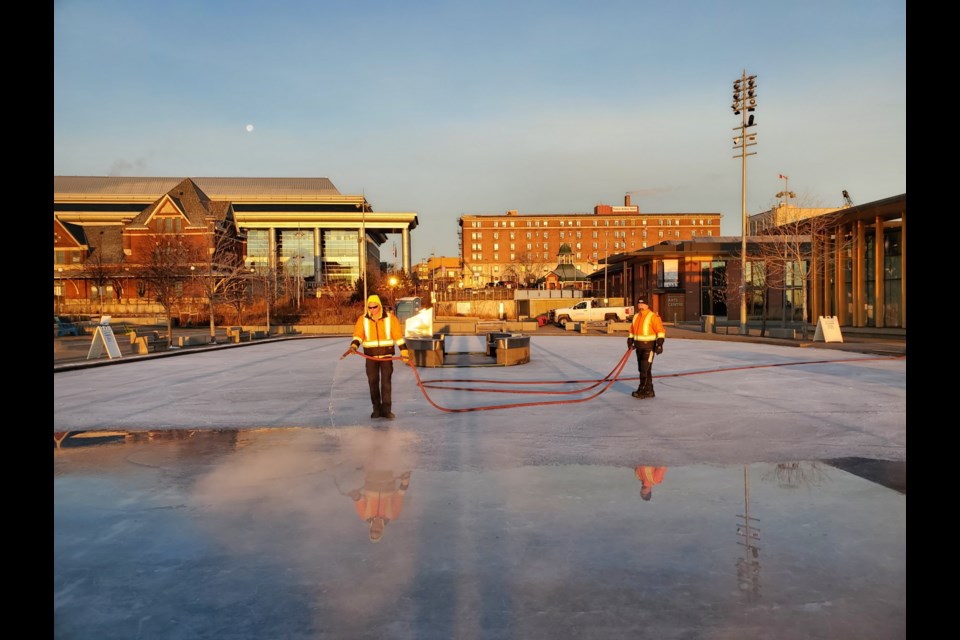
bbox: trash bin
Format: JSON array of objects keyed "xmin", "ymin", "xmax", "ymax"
[{"xmin": 702, "ymin": 315, "xmax": 715, "ymax": 334}]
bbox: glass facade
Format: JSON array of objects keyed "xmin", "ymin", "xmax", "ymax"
[
  {"xmin": 246, "ymin": 229, "xmax": 270, "ymax": 269},
  {"xmin": 323, "ymin": 229, "xmax": 360, "ymax": 287}
]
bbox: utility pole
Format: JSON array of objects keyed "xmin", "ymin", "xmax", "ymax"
[{"xmin": 732, "ymin": 70, "xmax": 758, "ymax": 336}]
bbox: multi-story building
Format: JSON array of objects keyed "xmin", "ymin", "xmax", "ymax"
[
  {"xmin": 54, "ymin": 176, "xmax": 419, "ymax": 314},
  {"xmin": 458, "ymin": 195, "xmax": 721, "ymax": 288},
  {"xmin": 414, "ymin": 256, "xmax": 462, "ymax": 293}
]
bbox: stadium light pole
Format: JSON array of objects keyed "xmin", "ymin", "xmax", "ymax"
[{"xmin": 732, "ymin": 70, "xmax": 758, "ymax": 336}]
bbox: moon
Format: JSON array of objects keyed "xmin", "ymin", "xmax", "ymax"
[{"xmin": 245, "ymin": 124, "xmax": 254, "ymax": 132}]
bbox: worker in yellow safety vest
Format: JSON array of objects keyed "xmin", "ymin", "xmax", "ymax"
[{"xmin": 341, "ymin": 294, "xmax": 409, "ymax": 420}]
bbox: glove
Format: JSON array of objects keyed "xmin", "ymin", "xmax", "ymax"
[
  {"xmin": 340, "ymin": 345, "xmax": 357, "ymax": 360},
  {"xmin": 654, "ymin": 339, "xmax": 664, "ymax": 355},
  {"xmin": 400, "ymin": 349, "xmax": 410, "ymax": 364},
  {"xmin": 626, "ymin": 338, "xmax": 635, "ymax": 350}
]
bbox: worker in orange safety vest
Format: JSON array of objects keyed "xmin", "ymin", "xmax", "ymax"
[
  {"xmin": 347, "ymin": 469, "xmax": 411, "ymax": 542},
  {"xmin": 341, "ymin": 294, "xmax": 409, "ymax": 420},
  {"xmin": 635, "ymin": 465, "xmax": 667, "ymax": 501},
  {"xmin": 627, "ymin": 298, "xmax": 666, "ymax": 399}
]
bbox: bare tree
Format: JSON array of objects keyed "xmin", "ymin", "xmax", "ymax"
[
  {"xmin": 246, "ymin": 262, "xmax": 279, "ymax": 333},
  {"xmin": 137, "ymin": 236, "xmax": 193, "ymax": 343},
  {"xmin": 84, "ymin": 228, "xmax": 125, "ymax": 317},
  {"xmin": 728, "ymin": 243, "xmax": 783, "ymax": 337},
  {"xmin": 514, "ymin": 251, "xmax": 550, "ymax": 288},
  {"xmin": 754, "ymin": 196, "xmax": 845, "ymax": 340},
  {"xmin": 189, "ymin": 229, "xmax": 247, "ymax": 343}
]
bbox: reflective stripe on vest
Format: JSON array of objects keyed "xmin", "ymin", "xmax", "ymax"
[
  {"xmin": 361, "ymin": 316, "xmax": 397, "ymax": 349},
  {"xmin": 632, "ymin": 312, "xmax": 657, "ymax": 342}
]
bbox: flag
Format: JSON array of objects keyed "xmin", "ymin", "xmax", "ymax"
[
  {"xmin": 779, "ymin": 174, "xmax": 787, "ymax": 180},
  {"xmin": 392, "ymin": 242, "xmax": 397, "ymax": 258}
]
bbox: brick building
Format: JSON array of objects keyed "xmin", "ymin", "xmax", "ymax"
[{"xmin": 458, "ymin": 195, "xmax": 720, "ymax": 289}]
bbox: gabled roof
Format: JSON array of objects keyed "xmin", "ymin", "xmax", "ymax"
[
  {"xmin": 549, "ymin": 263, "xmax": 589, "ymax": 281},
  {"xmin": 55, "ymin": 218, "xmax": 87, "ymax": 247},
  {"xmin": 86, "ymin": 226, "xmax": 126, "ymax": 261},
  {"xmin": 128, "ymin": 178, "xmax": 216, "ymax": 229}
]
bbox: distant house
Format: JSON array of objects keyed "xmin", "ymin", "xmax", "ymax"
[{"xmin": 542, "ymin": 244, "xmax": 591, "ymax": 290}]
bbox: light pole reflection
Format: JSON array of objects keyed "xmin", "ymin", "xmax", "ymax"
[{"xmin": 735, "ymin": 465, "xmax": 761, "ymax": 599}]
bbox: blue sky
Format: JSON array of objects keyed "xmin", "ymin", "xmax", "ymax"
[{"xmin": 54, "ymin": 0, "xmax": 905, "ymax": 265}]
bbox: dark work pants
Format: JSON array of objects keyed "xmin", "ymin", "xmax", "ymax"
[
  {"xmin": 635, "ymin": 347, "xmax": 655, "ymax": 394},
  {"xmin": 365, "ymin": 358, "xmax": 394, "ymax": 416}
]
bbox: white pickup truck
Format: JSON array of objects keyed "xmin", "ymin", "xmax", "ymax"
[{"xmin": 549, "ymin": 299, "xmax": 635, "ymax": 327}]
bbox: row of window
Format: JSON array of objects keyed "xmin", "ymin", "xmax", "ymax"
[
  {"xmin": 467, "ymin": 230, "xmax": 715, "ymax": 258},
  {"xmin": 467, "ymin": 218, "xmax": 717, "ymax": 229},
  {"xmin": 469, "ymin": 228, "xmax": 713, "ymax": 241}
]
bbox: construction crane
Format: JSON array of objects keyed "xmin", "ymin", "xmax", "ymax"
[{"xmin": 842, "ymin": 190, "xmax": 854, "ymax": 207}]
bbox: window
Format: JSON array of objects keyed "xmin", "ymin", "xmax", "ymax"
[
  {"xmin": 658, "ymin": 259, "xmax": 680, "ymax": 288},
  {"xmin": 493, "ymin": 243, "xmax": 499, "ymax": 251},
  {"xmin": 659, "ymin": 231, "xmax": 664, "ymax": 238}
]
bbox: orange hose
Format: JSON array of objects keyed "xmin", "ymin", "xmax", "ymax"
[{"xmin": 343, "ymin": 350, "xmax": 904, "ymax": 414}]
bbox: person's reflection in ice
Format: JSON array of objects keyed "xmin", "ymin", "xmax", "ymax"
[
  {"xmin": 345, "ymin": 469, "xmax": 411, "ymax": 542},
  {"xmin": 634, "ymin": 465, "xmax": 667, "ymax": 501}
]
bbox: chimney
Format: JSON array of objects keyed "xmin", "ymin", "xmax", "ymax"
[{"xmin": 625, "ymin": 194, "xmax": 631, "ymax": 207}]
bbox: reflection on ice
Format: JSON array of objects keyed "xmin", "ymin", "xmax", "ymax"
[{"xmin": 54, "ymin": 428, "xmax": 905, "ymax": 640}]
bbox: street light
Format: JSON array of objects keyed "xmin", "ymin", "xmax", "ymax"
[
  {"xmin": 604, "ymin": 235, "xmax": 609, "ymax": 303},
  {"xmin": 57, "ymin": 267, "xmax": 64, "ymax": 316},
  {"xmin": 776, "ymin": 174, "xmax": 796, "ymax": 209},
  {"xmin": 732, "ymin": 70, "xmax": 758, "ymax": 336}
]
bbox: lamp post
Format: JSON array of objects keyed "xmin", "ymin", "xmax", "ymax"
[
  {"xmin": 776, "ymin": 174, "xmax": 796, "ymax": 209},
  {"xmin": 604, "ymin": 236, "xmax": 609, "ymax": 303},
  {"xmin": 732, "ymin": 70, "xmax": 758, "ymax": 336},
  {"xmin": 57, "ymin": 267, "xmax": 64, "ymax": 316}
]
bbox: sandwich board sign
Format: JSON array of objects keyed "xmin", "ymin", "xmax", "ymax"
[
  {"xmin": 813, "ymin": 316, "xmax": 843, "ymax": 343},
  {"xmin": 87, "ymin": 316, "xmax": 123, "ymax": 360}
]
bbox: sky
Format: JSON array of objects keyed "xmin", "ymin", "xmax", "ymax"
[{"xmin": 53, "ymin": 0, "xmax": 906, "ymax": 266}]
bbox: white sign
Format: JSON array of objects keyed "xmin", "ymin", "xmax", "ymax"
[
  {"xmin": 87, "ymin": 320, "xmax": 123, "ymax": 359},
  {"xmin": 813, "ymin": 316, "xmax": 843, "ymax": 343}
]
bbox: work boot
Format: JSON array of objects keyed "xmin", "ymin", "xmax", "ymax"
[
  {"xmin": 631, "ymin": 390, "xmax": 644, "ymax": 399},
  {"xmin": 371, "ymin": 405, "xmax": 382, "ymax": 419},
  {"xmin": 641, "ymin": 386, "xmax": 655, "ymax": 398},
  {"xmin": 382, "ymin": 412, "xmax": 396, "ymax": 420}
]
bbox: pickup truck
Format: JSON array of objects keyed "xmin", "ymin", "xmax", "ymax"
[{"xmin": 549, "ymin": 299, "xmax": 635, "ymax": 327}]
